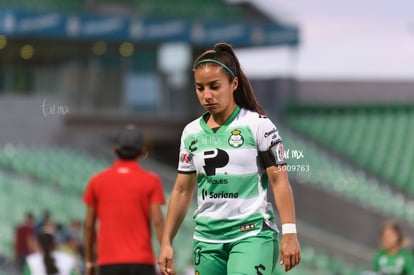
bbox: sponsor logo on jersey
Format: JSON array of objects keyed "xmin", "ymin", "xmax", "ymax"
[
  {"xmin": 228, "ymin": 129, "xmax": 244, "ymax": 148},
  {"xmin": 189, "ymin": 139, "xmax": 198, "ymax": 152},
  {"xmin": 240, "ymin": 223, "xmax": 256, "ymax": 232},
  {"xmin": 117, "ymin": 167, "xmax": 130, "ymax": 174},
  {"xmin": 180, "ymin": 152, "xmax": 192, "ymax": 164},
  {"xmin": 207, "ymin": 178, "xmax": 228, "ymax": 184},
  {"xmin": 201, "ymin": 189, "xmax": 238, "ymax": 200},
  {"xmin": 203, "ymin": 149, "xmax": 229, "ymax": 176},
  {"xmin": 264, "ymin": 128, "xmax": 277, "ymax": 138},
  {"xmin": 179, "ymin": 149, "xmax": 195, "ymax": 170}
]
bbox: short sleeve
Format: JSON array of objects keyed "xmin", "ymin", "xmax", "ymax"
[
  {"xmin": 83, "ymin": 178, "xmax": 97, "ymax": 207},
  {"xmin": 255, "ymin": 116, "xmax": 287, "ymax": 166},
  {"xmin": 177, "ymin": 130, "xmax": 196, "ymax": 174},
  {"xmin": 150, "ymin": 175, "xmax": 165, "ymax": 205}
]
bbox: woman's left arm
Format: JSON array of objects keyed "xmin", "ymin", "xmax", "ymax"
[{"xmin": 267, "ymin": 166, "xmax": 301, "ymax": 272}]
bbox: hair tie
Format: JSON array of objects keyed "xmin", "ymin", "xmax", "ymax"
[{"xmin": 195, "ymin": 59, "xmax": 235, "ymax": 78}]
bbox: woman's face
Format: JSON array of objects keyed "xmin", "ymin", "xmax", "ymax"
[
  {"xmin": 381, "ymin": 226, "xmax": 400, "ymax": 250},
  {"xmin": 194, "ymin": 65, "xmax": 238, "ymax": 117}
]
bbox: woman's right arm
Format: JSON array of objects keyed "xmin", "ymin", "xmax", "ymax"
[{"xmin": 158, "ymin": 172, "xmax": 197, "ymax": 275}]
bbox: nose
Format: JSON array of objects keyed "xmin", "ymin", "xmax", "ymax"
[{"xmin": 202, "ymin": 88, "xmax": 213, "ymax": 101}]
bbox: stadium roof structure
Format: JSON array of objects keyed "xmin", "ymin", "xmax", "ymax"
[{"xmin": 0, "ymin": 0, "xmax": 300, "ymax": 48}]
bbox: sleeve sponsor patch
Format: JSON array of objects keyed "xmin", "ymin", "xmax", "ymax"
[
  {"xmin": 270, "ymin": 141, "xmax": 286, "ymax": 165},
  {"xmin": 178, "ymin": 149, "xmax": 196, "ymax": 172}
]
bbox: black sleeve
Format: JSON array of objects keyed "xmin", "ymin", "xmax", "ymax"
[{"xmin": 258, "ymin": 141, "xmax": 287, "ymax": 168}]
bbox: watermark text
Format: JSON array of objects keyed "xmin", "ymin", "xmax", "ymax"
[{"xmin": 41, "ymin": 98, "xmax": 70, "ymax": 117}]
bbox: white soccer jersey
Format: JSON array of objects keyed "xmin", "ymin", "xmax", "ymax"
[
  {"xmin": 178, "ymin": 106, "xmax": 286, "ymax": 243},
  {"xmin": 25, "ymin": 251, "xmax": 78, "ymax": 275}
]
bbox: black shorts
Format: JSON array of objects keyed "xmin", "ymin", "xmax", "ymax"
[{"xmin": 99, "ymin": 264, "xmax": 156, "ymax": 275}]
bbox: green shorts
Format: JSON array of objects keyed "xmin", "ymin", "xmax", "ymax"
[{"xmin": 192, "ymin": 229, "xmax": 280, "ymax": 275}]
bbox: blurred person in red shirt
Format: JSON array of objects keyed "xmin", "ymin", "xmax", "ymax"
[
  {"xmin": 15, "ymin": 212, "xmax": 36, "ymax": 271},
  {"xmin": 83, "ymin": 125, "xmax": 165, "ymax": 275}
]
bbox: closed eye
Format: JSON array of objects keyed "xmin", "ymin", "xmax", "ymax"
[
  {"xmin": 196, "ymin": 85, "xmax": 204, "ymax": 92},
  {"xmin": 195, "ymin": 80, "xmax": 221, "ymax": 92}
]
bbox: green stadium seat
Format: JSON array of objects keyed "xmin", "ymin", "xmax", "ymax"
[
  {"xmin": 0, "ymin": 168, "xmax": 86, "ymax": 261},
  {"xmin": 331, "ymin": 114, "xmax": 348, "ymax": 149},
  {"xmin": 286, "ymin": 106, "xmax": 414, "ymax": 197},
  {"xmin": 0, "ymin": 144, "xmax": 372, "ymax": 274},
  {"xmin": 0, "ymin": 146, "xmax": 109, "ymax": 196},
  {"xmin": 279, "ymin": 126, "xmax": 414, "ymax": 226}
]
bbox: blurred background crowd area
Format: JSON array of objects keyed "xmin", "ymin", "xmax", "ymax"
[{"xmin": 0, "ymin": 0, "xmax": 414, "ymax": 274}]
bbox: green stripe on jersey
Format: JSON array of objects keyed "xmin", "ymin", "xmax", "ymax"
[
  {"xmin": 179, "ymin": 108, "xmax": 282, "ymax": 243},
  {"xmin": 183, "ymin": 125, "xmax": 256, "ymax": 152},
  {"xmin": 194, "ymin": 212, "xmax": 274, "ymax": 242}
]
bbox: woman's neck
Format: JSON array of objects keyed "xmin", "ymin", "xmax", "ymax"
[
  {"xmin": 208, "ymin": 104, "xmax": 237, "ymax": 127},
  {"xmin": 387, "ymin": 245, "xmax": 401, "ymax": 255}
]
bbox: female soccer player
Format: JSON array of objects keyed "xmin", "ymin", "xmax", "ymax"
[
  {"xmin": 373, "ymin": 221, "xmax": 414, "ymax": 275},
  {"xmin": 24, "ymin": 232, "xmax": 79, "ymax": 275},
  {"xmin": 158, "ymin": 42, "xmax": 300, "ymax": 275}
]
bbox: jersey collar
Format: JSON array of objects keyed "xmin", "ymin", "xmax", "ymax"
[
  {"xmin": 200, "ymin": 105, "xmax": 241, "ymax": 134},
  {"xmin": 113, "ymin": 160, "xmax": 140, "ymax": 169}
]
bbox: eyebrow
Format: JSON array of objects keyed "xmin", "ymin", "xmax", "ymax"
[{"xmin": 195, "ymin": 80, "xmax": 221, "ymax": 86}]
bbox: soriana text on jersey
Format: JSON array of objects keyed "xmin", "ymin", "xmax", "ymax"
[{"xmin": 202, "ymin": 189, "xmax": 239, "ymax": 200}]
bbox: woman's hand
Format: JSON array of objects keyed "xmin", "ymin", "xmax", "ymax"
[{"xmin": 280, "ymin": 234, "xmax": 301, "ymax": 272}]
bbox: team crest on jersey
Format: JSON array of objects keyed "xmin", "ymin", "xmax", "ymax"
[{"xmin": 228, "ymin": 129, "xmax": 244, "ymax": 148}]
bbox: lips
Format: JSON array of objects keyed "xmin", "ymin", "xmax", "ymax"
[{"xmin": 204, "ymin": 103, "xmax": 217, "ymax": 107}]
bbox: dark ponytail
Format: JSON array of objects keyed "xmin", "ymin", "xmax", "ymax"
[
  {"xmin": 193, "ymin": 42, "xmax": 266, "ymax": 115},
  {"xmin": 39, "ymin": 233, "xmax": 59, "ymax": 274}
]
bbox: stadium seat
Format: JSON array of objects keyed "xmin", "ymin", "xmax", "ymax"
[
  {"xmin": 0, "ymin": 144, "xmax": 372, "ymax": 273},
  {"xmin": 0, "ymin": 146, "xmax": 108, "ymax": 195},
  {"xmin": 280, "ymin": 127, "xmax": 412, "ymax": 225},
  {"xmin": 0, "ymin": 168, "xmax": 85, "ymax": 261},
  {"xmin": 286, "ymin": 106, "xmax": 414, "ymax": 197}
]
